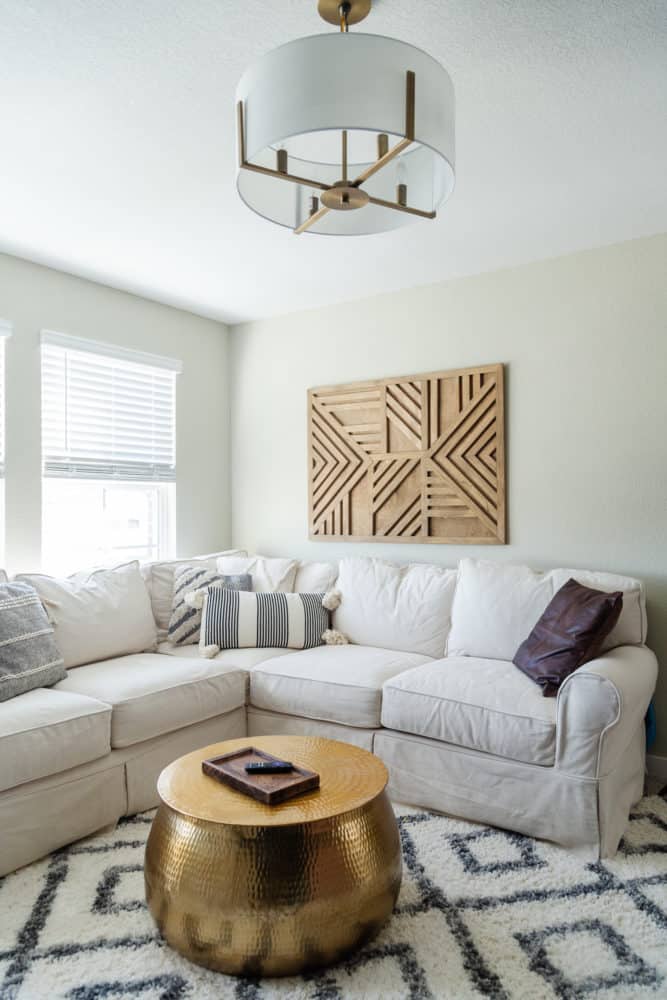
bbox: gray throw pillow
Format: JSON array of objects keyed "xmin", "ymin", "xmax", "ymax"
[
  {"xmin": 0, "ymin": 582, "xmax": 66, "ymax": 702},
  {"xmin": 168, "ymin": 566, "xmax": 252, "ymax": 646}
]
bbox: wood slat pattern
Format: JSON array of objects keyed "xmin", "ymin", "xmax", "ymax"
[{"xmin": 308, "ymin": 364, "xmax": 506, "ymax": 544}]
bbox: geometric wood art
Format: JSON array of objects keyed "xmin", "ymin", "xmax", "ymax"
[{"xmin": 308, "ymin": 364, "xmax": 506, "ymax": 544}]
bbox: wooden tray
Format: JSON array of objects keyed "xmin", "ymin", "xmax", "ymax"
[{"xmin": 202, "ymin": 746, "xmax": 320, "ymax": 805}]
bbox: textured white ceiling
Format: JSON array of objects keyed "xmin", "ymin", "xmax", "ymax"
[{"xmin": 0, "ymin": 0, "xmax": 665, "ymax": 323}]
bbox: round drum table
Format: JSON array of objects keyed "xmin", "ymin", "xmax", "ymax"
[{"xmin": 144, "ymin": 735, "xmax": 402, "ymax": 977}]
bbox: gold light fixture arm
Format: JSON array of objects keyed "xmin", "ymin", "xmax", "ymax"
[
  {"xmin": 349, "ymin": 71, "xmax": 415, "ymax": 187},
  {"xmin": 237, "ymin": 102, "xmax": 329, "ymax": 190},
  {"xmin": 236, "ymin": 101, "xmax": 246, "ymax": 167},
  {"xmin": 294, "ymin": 203, "xmax": 331, "ymax": 235},
  {"xmin": 237, "ymin": 68, "xmax": 435, "ymax": 234},
  {"xmin": 405, "ymin": 68, "xmax": 415, "ymax": 140},
  {"xmin": 240, "ymin": 158, "xmax": 331, "ymax": 191},
  {"xmin": 367, "ymin": 194, "xmax": 435, "ymax": 219},
  {"xmin": 350, "ymin": 136, "xmax": 410, "ymax": 187}
]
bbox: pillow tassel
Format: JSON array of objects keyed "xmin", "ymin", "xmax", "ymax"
[
  {"xmin": 200, "ymin": 644, "xmax": 220, "ymax": 659},
  {"xmin": 322, "ymin": 589, "xmax": 341, "ymax": 611},
  {"xmin": 322, "ymin": 628, "xmax": 349, "ymax": 646}
]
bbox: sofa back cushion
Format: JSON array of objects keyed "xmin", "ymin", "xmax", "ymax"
[
  {"xmin": 548, "ymin": 568, "xmax": 646, "ymax": 650},
  {"xmin": 333, "ymin": 557, "xmax": 457, "ymax": 658},
  {"xmin": 447, "ymin": 559, "xmax": 555, "ymax": 661},
  {"xmin": 16, "ymin": 561, "xmax": 157, "ymax": 669},
  {"xmin": 147, "ymin": 549, "xmax": 246, "ymax": 632},
  {"xmin": 217, "ymin": 555, "xmax": 298, "ymax": 593},
  {"xmin": 448, "ymin": 558, "xmax": 647, "ymax": 661},
  {"xmin": 294, "ymin": 560, "xmax": 338, "ymax": 594}
]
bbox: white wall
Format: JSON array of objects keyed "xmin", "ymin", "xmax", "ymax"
[
  {"xmin": 230, "ymin": 234, "xmax": 667, "ymax": 753},
  {"xmin": 0, "ymin": 253, "xmax": 231, "ymax": 571}
]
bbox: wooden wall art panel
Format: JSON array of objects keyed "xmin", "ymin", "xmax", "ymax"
[{"xmin": 308, "ymin": 364, "xmax": 506, "ymax": 544}]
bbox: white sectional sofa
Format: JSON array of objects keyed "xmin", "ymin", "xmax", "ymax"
[{"xmin": 0, "ymin": 553, "xmax": 657, "ymax": 875}]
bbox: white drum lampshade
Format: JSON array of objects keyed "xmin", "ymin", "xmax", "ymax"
[{"xmin": 235, "ymin": 27, "xmax": 455, "ymax": 236}]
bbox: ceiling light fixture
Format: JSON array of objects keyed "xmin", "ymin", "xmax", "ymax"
[{"xmin": 235, "ymin": 0, "xmax": 455, "ymax": 236}]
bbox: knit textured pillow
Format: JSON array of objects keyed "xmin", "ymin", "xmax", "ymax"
[
  {"xmin": 0, "ymin": 582, "xmax": 66, "ymax": 702},
  {"xmin": 199, "ymin": 589, "xmax": 330, "ymax": 656},
  {"xmin": 168, "ymin": 566, "xmax": 251, "ymax": 646}
]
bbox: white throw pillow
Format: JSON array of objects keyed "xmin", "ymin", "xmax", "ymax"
[
  {"xmin": 216, "ymin": 555, "xmax": 298, "ymax": 593},
  {"xmin": 16, "ymin": 561, "xmax": 157, "ymax": 669},
  {"xmin": 294, "ymin": 560, "xmax": 338, "ymax": 593},
  {"xmin": 148, "ymin": 550, "xmax": 246, "ymax": 631},
  {"xmin": 447, "ymin": 558, "xmax": 555, "ymax": 661},
  {"xmin": 333, "ymin": 557, "xmax": 457, "ymax": 658},
  {"xmin": 548, "ymin": 568, "xmax": 646, "ymax": 650}
]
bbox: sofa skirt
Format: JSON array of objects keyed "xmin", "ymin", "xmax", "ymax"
[
  {"xmin": 247, "ymin": 706, "xmax": 377, "ymax": 749},
  {"xmin": 374, "ymin": 726, "xmax": 645, "ymax": 858},
  {"xmin": 0, "ymin": 706, "xmax": 247, "ymax": 876}
]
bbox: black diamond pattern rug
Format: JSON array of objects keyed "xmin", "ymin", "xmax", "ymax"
[{"xmin": 2, "ymin": 792, "xmax": 667, "ymax": 999}]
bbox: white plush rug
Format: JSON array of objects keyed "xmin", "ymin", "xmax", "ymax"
[{"xmin": 2, "ymin": 793, "xmax": 667, "ymax": 1000}]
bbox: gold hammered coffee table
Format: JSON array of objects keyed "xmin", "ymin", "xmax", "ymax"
[{"xmin": 144, "ymin": 735, "xmax": 402, "ymax": 977}]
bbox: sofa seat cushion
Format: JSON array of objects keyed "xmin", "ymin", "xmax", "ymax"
[
  {"xmin": 381, "ymin": 657, "xmax": 557, "ymax": 766},
  {"xmin": 56, "ymin": 653, "xmax": 246, "ymax": 749},
  {"xmin": 0, "ymin": 688, "xmax": 111, "ymax": 792},
  {"xmin": 156, "ymin": 640, "xmax": 292, "ymax": 669},
  {"xmin": 250, "ymin": 644, "xmax": 431, "ymax": 729}
]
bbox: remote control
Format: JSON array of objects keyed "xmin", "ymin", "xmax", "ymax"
[{"xmin": 245, "ymin": 760, "xmax": 294, "ymax": 774}]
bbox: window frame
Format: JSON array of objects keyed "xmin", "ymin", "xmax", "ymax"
[{"xmin": 40, "ymin": 330, "xmax": 181, "ymax": 573}]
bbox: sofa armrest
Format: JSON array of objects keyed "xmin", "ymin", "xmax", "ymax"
[{"xmin": 555, "ymin": 645, "xmax": 657, "ymax": 778}]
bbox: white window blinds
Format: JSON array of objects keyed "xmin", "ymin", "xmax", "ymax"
[
  {"xmin": 0, "ymin": 321, "xmax": 11, "ymax": 478},
  {"xmin": 41, "ymin": 331, "xmax": 182, "ymax": 483}
]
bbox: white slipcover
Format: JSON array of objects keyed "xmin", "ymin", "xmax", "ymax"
[
  {"xmin": 333, "ymin": 557, "xmax": 457, "ymax": 658},
  {"xmin": 57, "ymin": 653, "xmax": 246, "ymax": 748},
  {"xmin": 0, "ymin": 550, "xmax": 657, "ymax": 873},
  {"xmin": 250, "ymin": 644, "xmax": 431, "ymax": 728},
  {"xmin": 248, "ymin": 707, "xmax": 376, "ymax": 749},
  {"xmin": 156, "ymin": 640, "xmax": 292, "ymax": 669},
  {"xmin": 293, "ymin": 560, "xmax": 338, "ymax": 593},
  {"xmin": 378, "ymin": 643, "xmax": 658, "ymax": 857},
  {"xmin": 16, "ymin": 562, "xmax": 157, "ymax": 669},
  {"xmin": 217, "ymin": 554, "xmax": 298, "ymax": 592},
  {"xmin": 447, "ymin": 558, "xmax": 554, "ymax": 660},
  {"xmin": 549, "ymin": 568, "xmax": 646, "ymax": 650},
  {"xmin": 447, "ymin": 558, "xmax": 647, "ymax": 662},
  {"xmin": 556, "ymin": 645, "xmax": 658, "ymax": 777},
  {"xmin": 0, "ymin": 688, "xmax": 111, "ymax": 792},
  {"xmin": 382, "ymin": 657, "xmax": 557, "ymax": 765},
  {"xmin": 146, "ymin": 549, "xmax": 246, "ymax": 632}
]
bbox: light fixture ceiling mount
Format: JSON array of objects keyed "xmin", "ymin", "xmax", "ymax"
[
  {"xmin": 317, "ymin": 0, "xmax": 371, "ymax": 29},
  {"xmin": 235, "ymin": 1, "xmax": 455, "ymax": 236}
]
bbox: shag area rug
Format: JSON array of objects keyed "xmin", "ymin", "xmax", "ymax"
[{"xmin": 2, "ymin": 793, "xmax": 667, "ymax": 1000}]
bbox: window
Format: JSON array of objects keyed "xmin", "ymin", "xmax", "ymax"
[
  {"xmin": 0, "ymin": 321, "xmax": 9, "ymax": 566},
  {"xmin": 41, "ymin": 331, "xmax": 181, "ymax": 575}
]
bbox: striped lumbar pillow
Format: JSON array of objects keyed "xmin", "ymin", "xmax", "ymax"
[
  {"xmin": 0, "ymin": 582, "xmax": 66, "ymax": 702},
  {"xmin": 199, "ymin": 589, "xmax": 330, "ymax": 656},
  {"xmin": 167, "ymin": 565, "xmax": 251, "ymax": 646}
]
